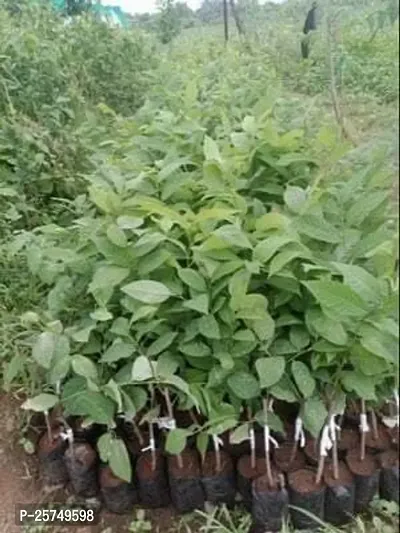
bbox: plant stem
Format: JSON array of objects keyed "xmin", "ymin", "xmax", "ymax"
[
  {"xmin": 290, "ymin": 437, "xmax": 298, "ymax": 463},
  {"xmin": 132, "ymin": 419, "xmax": 144, "ymax": 447},
  {"xmin": 164, "ymin": 388, "xmax": 183, "ymax": 469},
  {"xmin": 370, "ymin": 410, "xmax": 379, "ymax": 441},
  {"xmin": 149, "ymin": 422, "xmax": 156, "ymax": 472},
  {"xmin": 189, "ymin": 409, "xmax": 198, "ymax": 427},
  {"xmin": 214, "ymin": 436, "xmax": 221, "ymax": 474},
  {"xmin": 263, "ymin": 397, "xmax": 273, "ymax": 489},
  {"xmin": 44, "ymin": 411, "xmax": 53, "ymax": 443},
  {"xmin": 247, "ymin": 406, "xmax": 256, "ymax": 470},
  {"xmin": 332, "ymin": 437, "xmax": 339, "ymax": 480},
  {"xmin": 315, "ymin": 454, "xmax": 325, "ymax": 485},
  {"xmin": 360, "ymin": 399, "xmax": 366, "ymax": 461}
]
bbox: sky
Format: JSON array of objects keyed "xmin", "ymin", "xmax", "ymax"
[{"xmin": 105, "ymin": 0, "xmax": 284, "ymax": 15}]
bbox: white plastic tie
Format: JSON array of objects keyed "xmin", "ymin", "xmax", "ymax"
[
  {"xmin": 329, "ymin": 414, "xmax": 340, "ymax": 443},
  {"xmin": 394, "ymin": 389, "xmax": 399, "ymax": 410},
  {"xmin": 359, "ymin": 413, "xmax": 370, "ymax": 434},
  {"xmin": 60, "ymin": 428, "xmax": 74, "ymax": 445},
  {"xmin": 264, "ymin": 425, "xmax": 279, "ymax": 453},
  {"xmin": 294, "ymin": 417, "xmax": 306, "ymax": 448},
  {"xmin": 156, "ymin": 417, "xmax": 176, "ymax": 430},
  {"xmin": 141, "ymin": 437, "xmax": 156, "ymax": 453},
  {"xmin": 249, "ymin": 428, "xmax": 256, "ymax": 452},
  {"xmin": 320, "ymin": 425, "xmax": 333, "ymax": 457},
  {"xmin": 212, "ymin": 435, "xmax": 224, "ymax": 452}
]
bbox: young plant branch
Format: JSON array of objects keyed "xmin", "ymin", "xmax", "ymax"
[{"xmin": 164, "ymin": 388, "xmax": 183, "ymax": 469}]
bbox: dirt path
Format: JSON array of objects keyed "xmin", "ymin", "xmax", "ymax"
[{"xmin": 0, "ymin": 393, "xmax": 39, "ymax": 533}]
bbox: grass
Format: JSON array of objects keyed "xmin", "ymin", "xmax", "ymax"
[{"xmin": 171, "ymin": 498, "xmax": 399, "ymax": 533}]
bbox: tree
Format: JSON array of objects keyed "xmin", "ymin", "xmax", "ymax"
[
  {"xmin": 157, "ymin": 0, "xmax": 181, "ymax": 44},
  {"xmin": 65, "ymin": 0, "xmax": 91, "ymax": 16}
]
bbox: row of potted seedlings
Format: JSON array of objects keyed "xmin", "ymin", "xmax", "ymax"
[
  {"xmin": 17, "ymin": 121, "xmax": 399, "ymax": 530},
  {"xmin": 32, "ymin": 392, "xmax": 399, "ymax": 531}
]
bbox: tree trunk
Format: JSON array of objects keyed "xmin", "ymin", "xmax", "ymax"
[{"xmin": 229, "ymin": 0, "xmax": 244, "ymax": 36}]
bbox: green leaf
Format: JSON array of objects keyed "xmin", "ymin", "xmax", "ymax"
[
  {"xmin": 297, "ymin": 215, "xmax": 341, "ymax": 243},
  {"xmin": 147, "ymin": 332, "xmax": 178, "ymax": 357},
  {"xmin": 332, "ymin": 263, "xmax": 382, "ymax": 307},
  {"xmin": 255, "ymin": 411, "xmax": 284, "ymax": 434},
  {"xmin": 303, "ymin": 280, "xmax": 368, "ymax": 320},
  {"xmin": 21, "ymin": 393, "xmax": 59, "ymax": 412},
  {"xmin": 289, "ymin": 326, "xmax": 310, "ymax": 350},
  {"xmin": 249, "ymin": 310, "xmax": 275, "ymax": 342},
  {"xmin": 213, "ymin": 225, "xmax": 252, "ymax": 249},
  {"xmin": 342, "ymin": 371, "xmax": 376, "ymax": 400},
  {"xmin": 165, "ymin": 428, "xmax": 189, "ymax": 455},
  {"xmin": 233, "ymin": 329, "xmax": 256, "ymax": 342},
  {"xmin": 62, "ymin": 377, "xmax": 115, "ymax": 424},
  {"xmin": 198, "ymin": 315, "xmax": 221, "ymax": 339},
  {"xmin": 229, "ymin": 269, "xmax": 250, "ymax": 305},
  {"xmin": 178, "ymin": 268, "xmax": 207, "ymax": 292},
  {"xmin": 360, "ymin": 329, "xmax": 397, "ymax": 363},
  {"xmin": 106, "ymin": 224, "xmax": 128, "ymax": 247},
  {"xmin": 204, "ymin": 136, "xmax": 222, "ymax": 163},
  {"xmin": 255, "ymin": 356, "xmax": 285, "ymax": 389},
  {"xmin": 116, "ymin": 216, "xmax": 143, "ymax": 230},
  {"xmin": 132, "ymin": 356, "xmax": 154, "ymax": 381},
  {"xmin": 284, "ymin": 186, "xmax": 307, "ymax": 212},
  {"xmin": 183, "ymin": 294, "xmax": 209, "ymax": 315},
  {"xmin": 305, "ymin": 308, "xmax": 348, "ymax": 346},
  {"xmin": 227, "ymin": 371, "xmax": 260, "ymax": 400},
  {"xmin": 32, "ymin": 332, "xmax": 56, "ymax": 370},
  {"xmin": 71, "ymin": 355, "xmax": 98, "ymax": 382},
  {"xmin": 32, "ymin": 332, "xmax": 70, "ymax": 371},
  {"xmin": 230, "ymin": 423, "xmax": 250, "ymax": 444},
  {"xmin": 254, "ymin": 235, "xmax": 296, "ymax": 263},
  {"xmin": 347, "ymin": 191, "xmax": 388, "ymax": 227},
  {"xmin": 255, "ymin": 213, "xmax": 290, "ymax": 232},
  {"xmin": 302, "ymin": 397, "xmax": 328, "ymax": 438},
  {"xmin": 109, "ymin": 438, "xmax": 132, "ymax": 482},
  {"xmin": 90, "ymin": 308, "xmax": 113, "ymax": 321},
  {"xmin": 292, "ymin": 361, "xmax": 315, "ymax": 398},
  {"xmin": 179, "ymin": 341, "xmax": 211, "ymax": 358},
  {"xmin": 196, "ymin": 432, "xmax": 209, "ymax": 461},
  {"xmin": 156, "ymin": 354, "xmax": 180, "ymax": 377},
  {"xmin": 132, "ymin": 233, "xmax": 166, "ymax": 257},
  {"xmin": 269, "ymin": 248, "xmax": 310, "ymax": 277},
  {"xmin": 270, "ymin": 375, "xmax": 299, "ymax": 403},
  {"xmin": 101, "ymin": 341, "xmax": 135, "ymax": 363},
  {"xmin": 121, "ymin": 280, "xmax": 171, "ymax": 304},
  {"xmin": 98, "ymin": 434, "xmax": 132, "ymax": 483}
]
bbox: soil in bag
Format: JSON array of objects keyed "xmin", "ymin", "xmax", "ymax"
[
  {"xmin": 136, "ymin": 450, "xmax": 170, "ymax": 508},
  {"xmin": 201, "ymin": 451, "xmax": 236, "ymax": 508},
  {"xmin": 168, "ymin": 449, "xmax": 205, "ymax": 514},
  {"xmin": 64, "ymin": 442, "xmax": 98, "ymax": 497},
  {"xmin": 237, "ymin": 456, "xmax": 266, "ymax": 511},
  {"xmin": 378, "ymin": 449, "xmax": 399, "ymax": 503},
  {"xmin": 337, "ymin": 428, "xmax": 359, "ymax": 459},
  {"xmin": 100, "ymin": 465, "xmax": 138, "ymax": 513},
  {"xmin": 346, "ymin": 448, "xmax": 380, "ymax": 513},
  {"xmin": 38, "ymin": 427, "xmax": 69, "ymax": 487},
  {"xmin": 365, "ymin": 424, "xmax": 392, "ymax": 454},
  {"xmin": 288, "ymin": 468, "xmax": 326, "ymax": 530},
  {"xmin": 274, "ymin": 442, "xmax": 307, "ymax": 474},
  {"xmin": 323, "ymin": 461, "xmax": 355, "ymax": 526},
  {"xmin": 251, "ymin": 470, "xmax": 289, "ymax": 533},
  {"xmin": 304, "ymin": 439, "xmax": 319, "ymax": 467}
]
